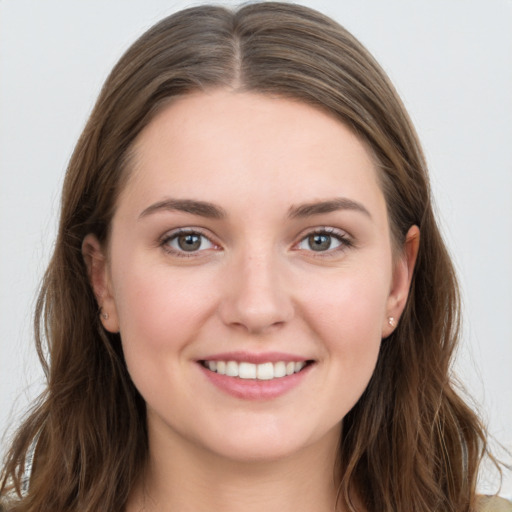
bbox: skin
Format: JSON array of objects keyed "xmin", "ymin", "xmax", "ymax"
[{"xmin": 83, "ymin": 89, "xmax": 419, "ymax": 512}]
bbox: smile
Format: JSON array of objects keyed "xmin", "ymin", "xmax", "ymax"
[{"xmin": 201, "ymin": 360, "xmax": 307, "ymax": 380}]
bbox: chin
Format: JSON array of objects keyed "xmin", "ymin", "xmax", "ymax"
[{"xmin": 195, "ymin": 419, "xmax": 342, "ymax": 465}]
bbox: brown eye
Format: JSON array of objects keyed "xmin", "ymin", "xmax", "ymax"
[
  {"xmin": 296, "ymin": 230, "xmax": 347, "ymax": 253},
  {"xmin": 307, "ymin": 234, "xmax": 332, "ymax": 251},
  {"xmin": 164, "ymin": 231, "xmax": 215, "ymax": 254},
  {"xmin": 177, "ymin": 233, "xmax": 202, "ymax": 251}
]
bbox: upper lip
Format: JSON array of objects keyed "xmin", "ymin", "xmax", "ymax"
[{"xmin": 198, "ymin": 351, "xmax": 311, "ymax": 364}]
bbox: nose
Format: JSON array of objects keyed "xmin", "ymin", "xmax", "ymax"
[{"xmin": 218, "ymin": 250, "xmax": 294, "ymax": 335}]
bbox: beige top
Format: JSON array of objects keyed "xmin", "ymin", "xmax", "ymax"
[{"xmin": 478, "ymin": 496, "xmax": 512, "ymax": 512}]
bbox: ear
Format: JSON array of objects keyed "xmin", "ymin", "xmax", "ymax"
[
  {"xmin": 82, "ymin": 234, "xmax": 120, "ymax": 333},
  {"xmin": 382, "ymin": 225, "xmax": 420, "ymax": 338}
]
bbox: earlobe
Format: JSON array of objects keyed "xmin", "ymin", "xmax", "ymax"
[
  {"xmin": 82, "ymin": 234, "xmax": 120, "ymax": 333},
  {"xmin": 382, "ymin": 225, "xmax": 420, "ymax": 338}
]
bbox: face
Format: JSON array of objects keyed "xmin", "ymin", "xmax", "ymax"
[{"xmin": 85, "ymin": 90, "xmax": 417, "ymax": 464}]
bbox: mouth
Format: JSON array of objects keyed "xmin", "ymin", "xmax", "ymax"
[
  {"xmin": 199, "ymin": 359, "xmax": 313, "ymax": 381},
  {"xmin": 198, "ymin": 354, "xmax": 315, "ymax": 399}
]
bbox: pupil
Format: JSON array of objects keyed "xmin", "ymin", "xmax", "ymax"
[
  {"xmin": 309, "ymin": 234, "xmax": 331, "ymax": 251},
  {"xmin": 178, "ymin": 234, "xmax": 201, "ymax": 251}
]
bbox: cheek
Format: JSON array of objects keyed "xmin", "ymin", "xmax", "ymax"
[
  {"xmin": 299, "ymin": 266, "xmax": 389, "ymax": 398},
  {"xmin": 111, "ymin": 257, "xmax": 218, "ymax": 356},
  {"xmin": 302, "ymin": 265, "xmax": 390, "ymax": 341},
  {"xmin": 111, "ymin": 260, "xmax": 222, "ymax": 410}
]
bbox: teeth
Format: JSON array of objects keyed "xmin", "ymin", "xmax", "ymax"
[
  {"xmin": 226, "ymin": 361, "xmax": 239, "ymax": 377},
  {"xmin": 239, "ymin": 362, "xmax": 257, "ymax": 379},
  {"xmin": 204, "ymin": 360, "xmax": 307, "ymax": 380},
  {"xmin": 257, "ymin": 362, "xmax": 274, "ymax": 380},
  {"xmin": 274, "ymin": 361, "xmax": 286, "ymax": 378}
]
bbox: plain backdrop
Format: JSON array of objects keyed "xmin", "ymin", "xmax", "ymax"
[{"xmin": 1, "ymin": 0, "xmax": 511, "ymax": 497}]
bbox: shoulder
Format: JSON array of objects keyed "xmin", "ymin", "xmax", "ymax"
[{"xmin": 477, "ymin": 496, "xmax": 512, "ymax": 512}]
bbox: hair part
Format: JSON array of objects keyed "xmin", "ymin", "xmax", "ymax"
[{"xmin": 1, "ymin": 3, "xmax": 496, "ymax": 511}]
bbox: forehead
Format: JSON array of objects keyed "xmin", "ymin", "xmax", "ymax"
[{"xmin": 118, "ymin": 89, "xmax": 386, "ymax": 222}]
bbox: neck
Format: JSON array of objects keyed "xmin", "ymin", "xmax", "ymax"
[{"xmin": 127, "ymin": 420, "xmax": 342, "ymax": 512}]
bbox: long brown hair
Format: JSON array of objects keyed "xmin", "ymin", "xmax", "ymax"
[{"xmin": 0, "ymin": 3, "xmax": 497, "ymax": 511}]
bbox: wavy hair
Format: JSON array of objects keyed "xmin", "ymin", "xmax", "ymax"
[{"xmin": 1, "ymin": 3, "xmax": 495, "ymax": 511}]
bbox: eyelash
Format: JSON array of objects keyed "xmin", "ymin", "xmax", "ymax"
[
  {"xmin": 159, "ymin": 227, "xmax": 353, "ymax": 258},
  {"xmin": 294, "ymin": 227, "xmax": 353, "ymax": 256},
  {"xmin": 160, "ymin": 228, "xmax": 219, "ymax": 258}
]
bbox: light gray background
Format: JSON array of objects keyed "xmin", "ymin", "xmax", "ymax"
[{"xmin": 1, "ymin": 0, "xmax": 511, "ymax": 497}]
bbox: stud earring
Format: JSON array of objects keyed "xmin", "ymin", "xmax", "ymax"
[
  {"xmin": 101, "ymin": 310, "xmax": 109, "ymax": 320},
  {"xmin": 388, "ymin": 316, "xmax": 396, "ymax": 327}
]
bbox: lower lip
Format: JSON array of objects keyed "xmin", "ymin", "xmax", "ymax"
[{"xmin": 198, "ymin": 363, "xmax": 312, "ymax": 400}]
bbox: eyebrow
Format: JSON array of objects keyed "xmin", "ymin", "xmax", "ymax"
[
  {"xmin": 138, "ymin": 198, "xmax": 227, "ymax": 220},
  {"xmin": 288, "ymin": 197, "xmax": 371, "ymax": 219},
  {"xmin": 138, "ymin": 196, "xmax": 371, "ymax": 221}
]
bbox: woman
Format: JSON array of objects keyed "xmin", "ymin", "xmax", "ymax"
[{"xmin": 0, "ymin": 3, "xmax": 509, "ymax": 511}]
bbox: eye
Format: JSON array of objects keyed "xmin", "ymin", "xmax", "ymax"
[
  {"xmin": 296, "ymin": 229, "xmax": 350, "ymax": 253},
  {"xmin": 162, "ymin": 229, "xmax": 217, "ymax": 255}
]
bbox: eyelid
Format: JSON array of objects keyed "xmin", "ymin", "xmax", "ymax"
[
  {"xmin": 157, "ymin": 225, "xmax": 353, "ymax": 258},
  {"xmin": 159, "ymin": 227, "xmax": 221, "ymax": 257},
  {"xmin": 293, "ymin": 226, "xmax": 353, "ymax": 254}
]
